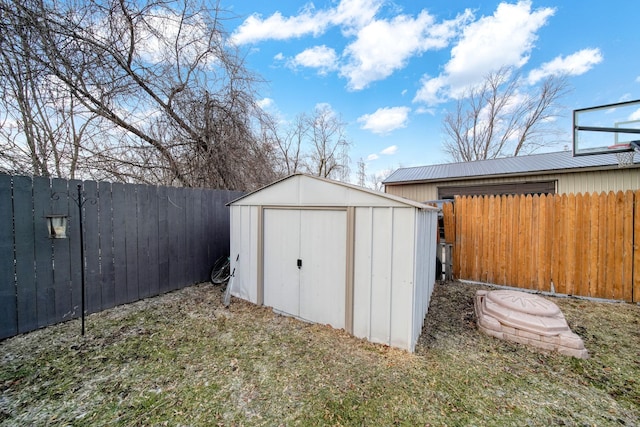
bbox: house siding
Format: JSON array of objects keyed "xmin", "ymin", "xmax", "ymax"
[
  {"xmin": 557, "ymin": 169, "xmax": 640, "ymax": 194},
  {"xmin": 385, "ymin": 168, "xmax": 640, "ymax": 201}
]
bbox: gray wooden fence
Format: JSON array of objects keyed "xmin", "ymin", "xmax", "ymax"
[{"xmin": 0, "ymin": 174, "xmax": 243, "ymax": 340}]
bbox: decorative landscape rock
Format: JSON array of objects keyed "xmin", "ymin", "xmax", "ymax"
[{"xmin": 474, "ymin": 289, "xmax": 589, "ymax": 359}]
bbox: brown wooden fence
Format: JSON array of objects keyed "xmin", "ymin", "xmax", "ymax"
[{"xmin": 443, "ymin": 191, "xmax": 640, "ymax": 302}]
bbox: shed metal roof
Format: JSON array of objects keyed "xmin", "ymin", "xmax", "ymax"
[{"xmin": 383, "ymin": 151, "xmax": 640, "ymax": 184}]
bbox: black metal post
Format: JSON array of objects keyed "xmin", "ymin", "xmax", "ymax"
[{"xmin": 77, "ymin": 184, "xmax": 86, "ymax": 336}]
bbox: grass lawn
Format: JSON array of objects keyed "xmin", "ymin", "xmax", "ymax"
[{"xmin": 1, "ymin": 281, "xmax": 638, "ymax": 426}]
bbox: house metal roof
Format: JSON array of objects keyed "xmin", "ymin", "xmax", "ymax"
[{"xmin": 383, "ymin": 151, "xmax": 640, "ymax": 184}]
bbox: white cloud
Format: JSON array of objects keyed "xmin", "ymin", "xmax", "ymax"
[
  {"xmin": 357, "ymin": 106, "xmax": 411, "ymax": 134},
  {"xmin": 341, "ymin": 10, "xmax": 472, "ymax": 90},
  {"xmin": 415, "ymin": 106, "xmax": 436, "ymax": 115},
  {"xmin": 527, "ymin": 48, "xmax": 603, "ymax": 84},
  {"xmin": 274, "ymin": 52, "xmax": 285, "ymax": 61},
  {"xmin": 314, "ymin": 102, "xmax": 335, "ymax": 113},
  {"xmin": 414, "ymin": 1, "xmax": 555, "ymax": 105},
  {"xmin": 256, "ymin": 98, "xmax": 274, "ymax": 109},
  {"xmin": 136, "ymin": 9, "xmax": 216, "ymax": 66},
  {"xmin": 365, "ymin": 145, "xmax": 398, "ymax": 162},
  {"xmin": 447, "ymin": 2, "xmax": 553, "ymax": 80},
  {"xmin": 231, "ymin": 0, "xmax": 471, "ymax": 90},
  {"xmin": 255, "ymin": 98, "xmax": 288, "ymax": 125},
  {"xmin": 332, "ymin": 0, "xmax": 385, "ymax": 35},
  {"xmin": 231, "ymin": 7, "xmax": 332, "ymax": 45},
  {"xmin": 381, "ymin": 145, "xmax": 398, "ymax": 155},
  {"xmin": 291, "ymin": 45, "xmax": 338, "ymax": 74},
  {"xmin": 630, "ymin": 108, "xmax": 640, "ymax": 121},
  {"xmin": 414, "ymin": 75, "xmax": 448, "ymax": 105},
  {"xmin": 231, "ymin": 0, "xmax": 383, "ymax": 45}
]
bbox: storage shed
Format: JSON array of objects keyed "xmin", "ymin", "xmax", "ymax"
[{"xmin": 228, "ymin": 173, "xmax": 439, "ymax": 352}]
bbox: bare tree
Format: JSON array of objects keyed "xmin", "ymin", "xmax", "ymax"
[
  {"xmin": 442, "ymin": 67, "xmax": 570, "ymax": 162},
  {"xmin": 0, "ymin": 8, "xmax": 104, "ymax": 178},
  {"xmin": 261, "ymin": 113, "xmax": 306, "ymax": 176},
  {"xmin": 0, "ymin": 0, "xmax": 276, "ymax": 190},
  {"xmin": 367, "ymin": 167, "xmax": 396, "ymax": 192},
  {"xmin": 306, "ymin": 104, "xmax": 350, "ymax": 180},
  {"xmin": 356, "ymin": 158, "xmax": 366, "ymax": 187},
  {"xmin": 261, "ymin": 104, "xmax": 351, "ymax": 181},
  {"xmin": 367, "ymin": 173, "xmax": 385, "ymax": 192}
]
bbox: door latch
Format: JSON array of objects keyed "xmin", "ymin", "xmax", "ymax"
[{"xmin": 297, "ymin": 259, "xmax": 302, "ymax": 269}]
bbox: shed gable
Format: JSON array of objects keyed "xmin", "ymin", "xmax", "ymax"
[{"xmin": 231, "ymin": 174, "xmax": 427, "ymax": 208}]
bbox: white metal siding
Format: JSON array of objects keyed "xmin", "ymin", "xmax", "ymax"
[
  {"xmin": 369, "ymin": 207, "xmax": 393, "ymax": 345},
  {"xmin": 229, "ymin": 205, "xmax": 259, "ymax": 303},
  {"xmin": 352, "ymin": 206, "xmax": 419, "ymax": 351},
  {"xmin": 234, "ymin": 174, "xmax": 422, "ymax": 207},
  {"xmin": 352, "ymin": 207, "xmax": 373, "ymax": 340},
  {"xmin": 299, "ymin": 210, "xmax": 346, "ymax": 328},
  {"xmin": 262, "ymin": 209, "xmax": 347, "ymax": 329},
  {"xmin": 389, "ymin": 208, "xmax": 415, "ymax": 349},
  {"xmin": 412, "ymin": 209, "xmax": 437, "ymax": 351},
  {"xmin": 263, "ymin": 209, "xmax": 300, "ymax": 315}
]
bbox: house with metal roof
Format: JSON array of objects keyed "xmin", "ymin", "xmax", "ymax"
[{"xmin": 383, "ymin": 150, "xmax": 640, "ymax": 201}]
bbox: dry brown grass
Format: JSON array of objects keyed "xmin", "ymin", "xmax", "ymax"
[{"xmin": 1, "ymin": 281, "xmax": 638, "ymax": 426}]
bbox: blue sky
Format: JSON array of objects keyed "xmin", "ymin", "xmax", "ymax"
[{"xmin": 220, "ymin": 0, "xmax": 639, "ymax": 179}]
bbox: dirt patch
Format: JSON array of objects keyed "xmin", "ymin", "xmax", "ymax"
[{"xmin": 418, "ymin": 281, "xmax": 479, "ymax": 350}]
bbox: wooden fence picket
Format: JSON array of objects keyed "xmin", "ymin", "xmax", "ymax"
[
  {"xmin": 634, "ymin": 192, "xmax": 640, "ymax": 303},
  {"xmin": 574, "ymin": 192, "xmax": 586, "ymax": 297},
  {"xmin": 499, "ymin": 195, "xmax": 508, "ymax": 286},
  {"xmin": 622, "ymin": 191, "xmax": 634, "ymax": 300},
  {"xmin": 442, "ymin": 202, "xmax": 455, "ymax": 244},
  {"xmin": 608, "ymin": 192, "xmax": 624, "ymax": 298},
  {"xmin": 446, "ymin": 190, "xmax": 638, "ymax": 302},
  {"xmin": 537, "ymin": 194, "xmax": 549, "ymax": 292},
  {"xmin": 486, "ymin": 196, "xmax": 496, "ymax": 284}
]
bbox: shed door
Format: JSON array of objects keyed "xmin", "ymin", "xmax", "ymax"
[{"xmin": 263, "ymin": 209, "xmax": 346, "ymax": 329}]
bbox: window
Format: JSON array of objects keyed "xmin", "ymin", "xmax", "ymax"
[{"xmin": 437, "ymin": 181, "xmax": 556, "ymax": 199}]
